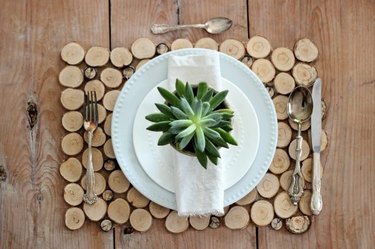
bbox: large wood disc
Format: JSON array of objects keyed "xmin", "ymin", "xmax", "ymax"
[
  {"xmin": 61, "ymin": 42, "xmax": 85, "ymax": 65},
  {"xmin": 59, "ymin": 66, "xmax": 84, "ymax": 88},
  {"xmin": 65, "ymin": 207, "xmax": 85, "ymax": 230},
  {"xmin": 246, "ymin": 36, "xmax": 272, "ymax": 58},
  {"xmin": 256, "ymin": 173, "xmax": 280, "ymax": 198},
  {"xmin": 107, "ymin": 198, "xmax": 130, "ymax": 224},
  {"xmin": 224, "ymin": 206, "xmax": 249, "ymax": 229},
  {"xmin": 274, "ymin": 191, "xmax": 298, "ymax": 219},
  {"xmin": 61, "ymin": 132, "xmax": 83, "ymax": 156},
  {"xmin": 129, "ymin": 209, "xmax": 153, "ymax": 232},
  {"xmin": 108, "ymin": 169, "xmax": 130, "ymax": 194},
  {"xmin": 250, "ymin": 200, "xmax": 274, "ymax": 226},
  {"xmin": 165, "ymin": 211, "xmax": 189, "ymax": 233},
  {"xmin": 60, "ymin": 157, "xmax": 83, "ymax": 182},
  {"xmin": 83, "ymin": 198, "xmax": 107, "ymax": 221},
  {"xmin": 269, "ymin": 148, "xmax": 290, "ymax": 174},
  {"xmin": 85, "ymin": 46, "xmax": 110, "ymax": 67}
]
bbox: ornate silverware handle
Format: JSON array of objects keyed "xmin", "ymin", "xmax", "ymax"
[
  {"xmin": 83, "ymin": 131, "xmax": 97, "ymax": 205},
  {"xmin": 288, "ymin": 131, "xmax": 304, "ymax": 205},
  {"xmin": 151, "ymin": 23, "xmax": 205, "ymax": 34},
  {"xmin": 311, "ymin": 151, "xmax": 323, "ymax": 215}
]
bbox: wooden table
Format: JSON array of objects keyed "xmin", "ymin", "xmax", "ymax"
[{"xmin": 1, "ymin": 0, "xmax": 374, "ymax": 248}]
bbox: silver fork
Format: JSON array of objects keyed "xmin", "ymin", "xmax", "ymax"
[{"xmin": 83, "ymin": 91, "xmax": 98, "ymax": 205}]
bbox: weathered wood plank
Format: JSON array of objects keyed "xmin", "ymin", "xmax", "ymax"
[
  {"xmin": 249, "ymin": 0, "xmax": 375, "ymax": 248},
  {"xmin": 0, "ymin": 0, "xmax": 113, "ymax": 248}
]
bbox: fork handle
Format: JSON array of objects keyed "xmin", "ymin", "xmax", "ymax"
[{"xmin": 83, "ymin": 131, "xmax": 97, "ymax": 205}]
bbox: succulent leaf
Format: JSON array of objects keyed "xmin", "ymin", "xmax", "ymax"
[
  {"xmin": 145, "ymin": 113, "xmax": 170, "ymax": 122},
  {"xmin": 209, "ymin": 90, "xmax": 228, "ymax": 110},
  {"xmin": 170, "ymin": 106, "xmax": 188, "ymax": 119},
  {"xmin": 155, "ymin": 103, "xmax": 174, "ymax": 118},
  {"xmin": 158, "ymin": 131, "xmax": 174, "ymax": 145},
  {"xmin": 178, "ymin": 130, "xmax": 195, "ymax": 150},
  {"xmin": 195, "ymin": 147, "xmax": 208, "ymax": 169},
  {"xmin": 157, "ymin": 87, "xmax": 180, "ymax": 107},
  {"xmin": 197, "ymin": 82, "xmax": 208, "ymax": 99},
  {"xmin": 180, "ymin": 98, "xmax": 195, "ymax": 117},
  {"xmin": 176, "ymin": 124, "xmax": 196, "ymax": 140},
  {"xmin": 214, "ymin": 128, "xmax": 238, "ymax": 145},
  {"xmin": 184, "ymin": 82, "xmax": 194, "ymax": 103},
  {"xmin": 147, "ymin": 121, "xmax": 170, "ymax": 132},
  {"xmin": 195, "ymin": 126, "xmax": 205, "ymax": 152},
  {"xmin": 175, "ymin": 79, "xmax": 185, "ymax": 97}
]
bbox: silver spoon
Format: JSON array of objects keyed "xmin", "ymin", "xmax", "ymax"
[
  {"xmin": 151, "ymin": 17, "xmax": 232, "ymax": 34},
  {"xmin": 287, "ymin": 86, "xmax": 313, "ymax": 205}
]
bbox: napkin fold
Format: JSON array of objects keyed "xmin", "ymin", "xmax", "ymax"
[{"xmin": 167, "ymin": 52, "xmax": 224, "ymax": 217}]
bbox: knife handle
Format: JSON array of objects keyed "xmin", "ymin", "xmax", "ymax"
[
  {"xmin": 288, "ymin": 134, "xmax": 304, "ymax": 205},
  {"xmin": 311, "ymin": 152, "xmax": 323, "ymax": 215}
]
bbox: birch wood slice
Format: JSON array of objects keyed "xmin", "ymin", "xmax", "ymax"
[
  {"xmin": 82, "ymin": 147, "xmax": 103, "ymax": 171},
  {"xmin": 85, "ymin": 46, "xmax": 110, "ymax": 67},
  {"xmin": 271, "ymin": 218, "xmax": 283, "ymax": 230},
  {"xmin": 285, "ymin": 216, "xmax": 311, "ymax": 234},
  {"xmin": 108, "ymin": 170, "xmax": 130, "ymax": 194},
  {"xmin": 64, "ymin": 183, "xmax": 84, "ymax": 206},
  {"xmin": 100, "ymin": 68, "xmax": 123, "ymax": 88},
  {"xmin": 209, "ymin": 216, "xmax": 221, "ymax": 229},
  {"xmin": 103, "ymin": 90, "xmax": 120, "ymax": 111},
  {"xmin": 292, "ymin": 63, "xmax": 317, "ymax": 87},
  {"xmin": 165, "ymin": 211, "xmax": 189, "ymax": 233},
  {"xmin": 104, "ymin": 159, "xmax": 116, "ymax": 171},
  {"xmin": 122, "ymin": 66, "xmax": 135, "ymax": 79},
  {"xmin": 81, "ymin": 172, "xmax": 106, "ymax": 195},
  {"xmin": 102, "ymin": 189, "xmax": 114, "ymax": 202},
  {"xmin": 84, "ymin": 67, "xmax": 97, "ymax": 80},
  {"xmin": 273, "ymin": 95, "xmax": 289, "ymax": 120},
  {"xmin": 241, "ymin": 56, "xmax": 253, "ymax": 68},
  {"xmin": 189, "ymin": 215, "xmax": 210, "ymax": 231},
  {"xmin": 60, "ymin": 88, "xmax": 84, "ymax": 111},
  {"xmin": 103, "ymin": 139, "xmax": 115, "ymax": 159},
  {"xmin": 246, "ymin": 36, "xmax": 272, "ymax": 58},
  {"xmin": 136, "ymin": 59, "xmax": 150, "ymax": 71},
  {"xmin": 194, "ymin": 37, "xmax": 218, "ymax": 50},
  {"xmin": 83, "ymin": 198, "xmax": 107, "ymax": 221},
  {"xmin": 269, "ymin": 148, "xmax": 290, "ymax": 175},
  {"xmin": 84, "ymin": 80, "xmax": 106, "ymax": 101},
  {"xmin": 294, "ymin": 38, "xmax": 318, "ymax": 62},
  {"xmin": 127, "ymin": 187, "xmax": 150, "ymax": 208},
  {"xmin": 104, "ymin": 114, "xmax": 112, "ymax": 136},
  {"xmin": 224, "ymin": 206, "xmax": 249, "ymax": 229},
  {"xmin": 100, "ymin": 219, "xmax": 113, "ymax": 232},
  {"xmin": 129, "ymin": 209, "xmax": 153, "ymax": 232},
  {"xmin": 289, "ymin": 119, "xmax": 311, "ymax": 131},
  {"xmin": 219, "ymin": 39, "xmax": 246, "ymax": 60},
  {"xmin": 61, "ymin": 132, "xmax": 83, "ymax": 156},
  {"xmin": 131, "ymin": 38, "xmax": 156, "ymax": 59},
  {"xmin": 108, "ymin": 198, "xmax": 130, "ymax": 224},
  {"xmin": 97, "ymin": 104, "xmax": 107, "ymax": 124},
  {"xmin": 59, "ymin": 66, "xmax": 84, "ymax": 88},
  {"xmin": 250, "ymin": 200, "xmax": 274, "ymax": 226},
  {"xmin": 271, "ymin": 47, "xmax": 295, "ymax": 71},
  {"xmin": 60, "ymin": 157, "xmax": 83, "ymax": 183},
  {"xmin": 277, "ymin": 122, "xmax": 292, "ymax": 148},
  {"xmin": 149, "ymin": 202, "xmax": 170, "ymax": 219},
  {"xmin": 274, "ymin": 72, "xmax": 296, "ymax": 95},
  {"xmin": 62, "ymin": 111, "xmax": 83, "ymax": 132},
  {"xmin": 61, "ymin": 42, "xmax": 85, "ymax": 65},
  {"xmin": 156, "ymin": 43, "xmax": 170, "ymax": 55},
  {"xmin": 299, "ymin": 190, "xmax": 313, "ymax": 216},
  {"xmin": 301, "ymin": 157, "xmax": 323, "ymax": 183},
  {"xmin": 110, "ymin": 47, "xmax": 133, "ymax": 67},
  {"xmin": 266, "ymin": 86, "xmax": 275, "ymax": 98},
  {"xmin": 251, "ymin": 59, "xmax": 276, "ymax": 83},
  {"xmin": 288, "ymin": 139, "xmax": 310, "ymax": 161},
  {"xmin": 274, "ymin": 191, "xmax": 298, "ymax": 219},
  {"xmin": 256, "ymin": 173, "xmax": 280, "ymax": 198},
  {"xmin": 65, "ymin": 207, "xmax": 85, "ymax": 230},
  {"xmin": 235, "ymin": 188, "xmax": 258, "ymax": 205},
  {"xmin": 280, "ymin": 170, "xmax": 293, "ymax": 191},
  {"xmin": 83, "ymin": 127, "xmax": 106, "ymax": 147},
  {"xmin": 171, "ymin": 38, "xmax": 193, "ymax": 51}
]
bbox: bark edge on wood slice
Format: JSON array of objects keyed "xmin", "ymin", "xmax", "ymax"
[{"xmin": 285, "ymin": 216, "xmax": 311, "ymax": 234}]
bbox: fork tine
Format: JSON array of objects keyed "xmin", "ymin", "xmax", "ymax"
[
  {"xmin": 89, "ymin": 91, "xmax": 94, "ymax": 122},
  {"xmin": 93, "ymin": 91, "xmax": 98, "ymax": 125},
  {"xmin": 84, "ymin": 92, "xmax": 89, "ymax": 121}
]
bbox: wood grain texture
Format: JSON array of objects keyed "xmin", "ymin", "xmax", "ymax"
[
  {"xmin": 249, "ymin": 0, "xmax": 375, "ymax": 248},
  {"xmin": 0, "ymin": 0, "xmax": 113, "ymax": 248}
]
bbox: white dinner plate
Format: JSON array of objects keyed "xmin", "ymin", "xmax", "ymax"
[{"xmin": 112, "ymin": 48, "xmax": 277, "ymax": 209}]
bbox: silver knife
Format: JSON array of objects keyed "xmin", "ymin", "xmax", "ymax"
[{"xmin": 311, "ymin": 78, "xmax": 323, "ymax": 215}]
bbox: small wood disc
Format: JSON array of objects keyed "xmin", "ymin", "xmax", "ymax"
[
  {"xmin": 274, "ymin": 72, "xmax": 295, "ymax": 95},
  {"xmin": 235, "ymin": 188, "xmax": 258, "ymax": 205},
  {"xmin": 251, "ymin": 59, "xmax": 276, "ymax": 83},
  {"xmin": 269, "ymin": 148, "xmax": 290, "ymax": 174},
  {"xmin": 82, "ymin": 147, "xmax": 103, "ymax": 171},
  {"xmin": 266, "ymin": 86, "xmax": 275, "ymax": 98},
  {"xmin": 83, "ymin": 198, "xmax": 107, "ymax": 221},
  {"xmin": 100, "ymin": 68, "xmax": 123, "ymax": 88},
  {"xmin": 104, "ymin": 159, "xmax": 116, "ymax": 171},
  {"xmin": 241, "ymin": 55, "xmax": 253, "ymax": 68},
  {"xmin": 65, "ymin": 207, "xmax": 85, "ymax": 230},
  {"xmin": 285, "ymin": 216, "xmax": 311, "ymax": 234},
  {"xmin": 294, "ymin": 38, "xmax": 318, "ymax": 62},
  {"xmin": 165, "ymin": 211, "xmax": 189, "ymax": 233},
  {"xmin": 84, "ymin": 67, "xmax": 97, "ymax": 80},
  {"xmin": 100, "ymin": 219, "xmax": 113, "ymax": 232},
  {"xmin": 299, "ymin": 190, "xmax": 313, "ymax": 215},
  {"xmin": 301, "ymin": 157, "xmax": 323, "ymax": 183},
  {"xmin": 273, "ymin": 95, "xmax": 289, "ymax": 120},
  {"xmin": 104, "ymin": 139, "xmax": 115, "ymax": 159},
  {"xmin": 194, "ymin": 37, "xmax": 218, "ymax": 50},
  {"xmin": 250, "ymin": 200, "xmax": 274, "ymax": 226},
  {"xmin": 149, "ymin": 202, "xmax": 170, "ymax": 219},
  {"xmin": 271, "ymin": 47, "xmax": 295, "ymax": 71},
  {"xmin": 288, "ymin": 139, "xmax": 310, "ymax": 161},
  {"xmin": 246, "ymin": 36, "xmax": 272, "ymax": 58},
  {"xmin": 189, "ymin": 215, "xmax": 210, "ymax": 231},
  {"xmin": 61, "ymin": 132, "xmax": 83, "ymax": 156},
  {"xmin": 289, "ymin": 119, "xmax": 311, "ymax": 131},
  {"xmin": 131, "ymin": 38, "xmax": 156, "ymax": 59},
  {"xmin": 110, "ymin": 47, "xmax": 133, "ymax": 67},
  {"xmin": 108, "ymin": 170, "xmax": 130, "ymax": 194},
  {"xmin": 97, "ymin": 104, "xmax": 107, "ymax": 124},
  {"xmin": 84, "ymin": 80, "xmax": 105, "ymax": 101},
  {"xmin": 171, "ymin": 38, "xmax": 193, "ymax": 51},
  {"xmin": 62, "ymin": 111, "xmax": 83, "ymax": 132},
  {"xmin": 271, "ymin": 217, "xmax": 283, "ymax": 230},
  {"xmin": 122, "ymin": 66, "xmax": 135, "ymax": 79},
  {"xmin": 209, "ymin": 216, "xmax": 221, "ymax": 229},
  {"xmin": 219, "ymin": 39, "xmax": 246, "ymax": 60},
  {"xmin": 130, "ymin": 209, "xmax": 153, "ymax": 232},
  {"xmin": 104, "ymin": 114, "xmax": 112, "ymax": 136},
  {"xmin": 103, "ymin": 90, "xmax": 120, "ymax": 111},
  {"xmin": 127, "ymin": 187, "xmax": 150, "ymax": 208},
  {"xmin": 136, "ymin": 59, "xmax": 150, "ymax": 71},
  {"xmin": 224, "ymin": 206, "xmax": 249, "ymax": 229},
  {"xmin": 60, "ymin": 157, "xmax": 83, "ymax": 182},
  {"xmin": 85, "ymin": 46, "xmax": 110, "ymax": 67},
  {"xmin": 83, "ymin": 127, "xmax": 106, "ymax": 147},
  {"xmin": 256, "ymin": 173, "xmax": 280, "ymax": 198},
  {"xmin": 292, "ymin": 63, "xmax": 317, "ymax": 87},
  {"xmin": 61, "ymin": 42, "xmax": 85, "ymax": 65},
  {"xmin": 64, "ymin": 183, "xmax": 84, "ymax": 206},
  {"xmin": 108, "ymin": 198, "xmax": 130, "ymax": 224},
  {"xmin": 102, "ymin": 189, "xmax": 114, "ymax": 202},
  {"xmin": 156, "ymin": 43, "xmax": 170, "ymax": 54},
  {"xmin": 60, "ymin": 88, "xmax": 84, "ymax": 111},
  {"xmin": 81, "ymin": 172, "xmax": 106, "ymax": 195},
  {"xmin": 277, "ymin": 122, "xmax": 293, "ymax": 148},
  {"xmin": 59, "ymin": 66, "xmax": 84, "ymax": 88},
  {"xmin": 274, "ymin": 191, "xmax": 298, "ymax": 219},
  {"xmin": 280, "ymin": 170, "xmax": 305, "ymax": 191}
]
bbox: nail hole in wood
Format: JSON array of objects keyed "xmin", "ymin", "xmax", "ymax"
[
  {"xmin": 27, "ymin": 100, "xmax": 38, "ymax": 129},
  {"xmin": 0, "ymin": 165, "xmax": 6, "ymax": 181}
]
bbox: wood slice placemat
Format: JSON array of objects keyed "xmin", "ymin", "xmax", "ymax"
[{"xmin": 59, "ymin": 36, "xmax": 328, "ymax": 234}]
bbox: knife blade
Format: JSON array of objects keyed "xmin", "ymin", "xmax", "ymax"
[{"xmin": 311, "ymin": 78, "xmax": 323, "ymax": 215}]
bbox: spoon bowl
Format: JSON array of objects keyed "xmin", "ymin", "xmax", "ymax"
[{"xmin": 204, "ymin": 17, "xmax": 233, "ymax": 34}]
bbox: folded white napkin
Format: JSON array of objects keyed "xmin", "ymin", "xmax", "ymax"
[{"xmin": 167, "ymin": 52, "xmax": 224, "ymax": 216}]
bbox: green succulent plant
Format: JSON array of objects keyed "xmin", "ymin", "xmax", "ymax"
[{"xmin": 145, "ymin": 79, "xmax": 237, "ymax": 168}]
